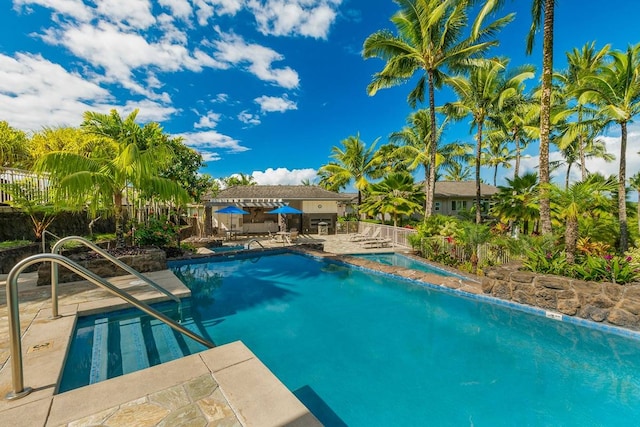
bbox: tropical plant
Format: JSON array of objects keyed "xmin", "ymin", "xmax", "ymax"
[
  {"xmin": 490, "ymin": 172, "xmax": 539, "ymax": 235},
  {"xmin": 34, "ymin": 109, "xmax": 189, "ymax": 248},
  {"xmin": 0, "ymin": 121, "xmax": 30, "ymax": 168},
  {"xmin": 630, "ymin": 172, "xmax": 640, "ymax": 234},
  {"xmin": 359, "ymin": 172, "xmax": 424, "ymax": 227},
  {"xmin": 363, "ymin": 0, "xmax": 514, "ymax": 218},
  {"xmin": 456, "ymin": 222, "xmax": 492, "ymax": 273},
  {"xmin": 318, "ymin": 133, "xmax": 382, "ymax": 207},
  {"xmin": 579, "ymin": 44, "xmax": 640, "ymax": 252},
  {"xmin": 29, "ymin": 126, "xmax": 111, "ymax": 165},
  {"xmin": 548, "ymin": 176, "xmax": 616, "ymax": 264},
  {"xmin": 442, "ymin": 58, "xmax": 534, "ymax": 223}
]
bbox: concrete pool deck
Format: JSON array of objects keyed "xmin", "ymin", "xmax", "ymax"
[{"xmin": 0, "ymin": 234, "xmax": 479, "ymax": 426}]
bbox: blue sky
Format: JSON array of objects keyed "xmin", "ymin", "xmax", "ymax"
[{"xmin": 2, "ymin": 1, "xmax": 640, "ymax": 188}]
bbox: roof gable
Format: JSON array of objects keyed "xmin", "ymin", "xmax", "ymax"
[{"xmin": 214, "ymin": 185, "xmax": 350, "ymax": 201}]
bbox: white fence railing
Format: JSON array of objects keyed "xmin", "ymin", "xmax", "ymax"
[
  {"xmin": 343, "ymin": 221, "xmax": 416, "ymax": 248},
  {"xmin": 0, "ymin": 168, "xmax": 50, "ymax": 204}
]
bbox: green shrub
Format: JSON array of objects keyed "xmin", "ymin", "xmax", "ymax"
[
  {"xmin": 571, "ymin": 254, "xmax": 639, "ymax": 284},
  {"xmin": 133, "ymin": 217, "xmax": 179, "ymax": 247},
  {"xmin": 0, "ymin": 240, "xmax": 32, "ymax": 249}
]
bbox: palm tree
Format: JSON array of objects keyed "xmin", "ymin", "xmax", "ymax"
[
  {"xmin": 442, "ymin": 162, "xmax": 472, "ymax": 181},
  {"xmin": 34, "ymin": 109, "xmax": 189, "ymax": 248},
  {"xmin": 363, "ymin": 0, "xmax": 513, "ymax": 218},
  {"xmin": 556, "ymin": 42, "xmax": 610, "ymax": 181},
  {"xmin": 442, "ymin": 58, "xmax": 534, "ymax": 223},
  {"xmin": 483, "ymin": 138, "xmax": 514, "ymax": 186},
  {"xmin": 477, "ymin": 0, "xmax": 556, "ymax": 234},
  {"xmin": 223, "ymin": 173, "xmax": 256, "ymax": 187},
  {"xmin": 490, "ymin": 172, "xmax": 539, "ymax": 235},
  {"xmin": 550, "ymin": 136, "xmax": 613, "ymax": 189},
  {"xmin": 548, "ymin": 177, "xmax": 616, "ymax": 264},
  {"xmin": 579, "ymin": 44, "xmax": 640, "ymax": 251},
  {"xmin": 359, "ymin": 172, "xmax": 424, "ymax": 227},
  {"xmin": 318, "ymin": 134, "xmax": 381, "ymax": 207}
]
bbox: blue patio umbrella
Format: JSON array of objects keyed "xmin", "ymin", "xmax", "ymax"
[
  {"xmin": 215, "ymin": 206, "xmax": 249, "ymax": 231},
  {"xmin": 267, "ymin": 205, "xmax": 303, "ymax": 232},
  {"xmin": 266, "ymin": 205, "xmax": 303, "ymax": 215}
]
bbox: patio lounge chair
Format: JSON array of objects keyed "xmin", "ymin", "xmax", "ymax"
[
  {"xmin": 349, "ymin": 226, "xmax": 373, "ymax": 241},
  {"xmin": 360, "ymin": 238, "xmax": 391, "ymax": 249}
]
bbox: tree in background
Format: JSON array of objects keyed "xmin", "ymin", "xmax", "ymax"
[
  {"xmin": 222, "ymin": 173, "xmax": 256, "ymax": 187},
  {"xmin": 442, "ymin": 58, "xmax": 534, "ymax": 223},
  {"xmin": 364, "ymin": 0, "xmax": 513, "ymax": 218},
  {"xmin": 318, "ymin": 134, "xmax": 382, "ymax": 207},
  {"xmin": 0, "ymin": 121, "xmax": 30, "ymax": 168},
  {"xmin": 34, "ymin": 109, "xmax": 189, "ymax": 248},
  {"xmin": 579, "ymin": 44, "xmax": 640, "ymax": 252},
  {"xmin": 359, "ymin": 172, "xmax": 424, "ymax": 227}
]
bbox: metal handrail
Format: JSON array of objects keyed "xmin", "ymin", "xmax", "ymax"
[
  {"xmin": 41, "ymin": 229, "xmax": 61, "ymax": 253},
  {"xmin": 246, "ymin": 239, "xmax": 264, "ymax": 249},
  {"xmin": 50, "ymin": 236, "xmax": 180, "ymax": 318},
  {"xmin": 5, "ymin": 253, "xmax": 214, "ymax": 400}
]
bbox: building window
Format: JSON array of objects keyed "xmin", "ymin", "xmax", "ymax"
[
  {"xmin": 451, "ymin": 201, "xmax": 456, "ymax": 211},
  {"xmin": 452, "ymin": 200, "xmax": 467, "ymax": 212},
  {"xmin": 434, "ymin": 201, "xmax": 441, "ymax": 211}
]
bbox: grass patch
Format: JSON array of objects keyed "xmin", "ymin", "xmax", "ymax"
[{"xmin": 0, "ymin": 240, "xmax": 33, "ymax": 249}]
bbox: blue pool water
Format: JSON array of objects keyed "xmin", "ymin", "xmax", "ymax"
[
  {"xmin": 61, "ymin": 252, "xmax": 640, "ymax": 425},
  {"xmin": 209, "ymin": 244, "xmax": 244, "ymax": 252},
  {"xmin": 354, "ymin": 252, "xmax": 460, "ymax": 276}
]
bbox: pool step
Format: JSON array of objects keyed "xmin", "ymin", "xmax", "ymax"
[{"xmin": 88, "ymin": 312, "xmax": 206, "ymax": 384}]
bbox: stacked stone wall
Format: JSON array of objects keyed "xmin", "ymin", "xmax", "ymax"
[{"xmin": 483, "ymin": 266, "xmax": 640, "ymax": 330}]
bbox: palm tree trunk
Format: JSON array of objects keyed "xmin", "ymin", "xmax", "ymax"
[
  {"xmin": 425, "ymin": 70, "xmax": 438, "ymax": 219},
  {"xmin": 619, "ymin": 121, "xmax": 629, "ymax": 252},
  {"xmin": 565, "ymin": 163, "xmax": 571, "ymax": 189},
  {"xmin": 475, "ymin": 121, "xmax": 483, "ymax": 224},
  {"xmin": 514, "ymin": 133, "xmax": 521, "ymax": 178},
  {"xmin": 538, "ymin": 0, "xmax": 555, "ymax": 235},
  {"xmin": 565, "ymin": 217, "xmax": 578, "ymax": 264},
  {"xmin": 578, "ymin": 108, "xmax": 587, "ymax": 180},
  {"xmin": 637, "ymin": 188, "xmax": 640, "ymax": 234},
  {"xmin": 115, "ymin": 192, "xmax": 125, "ymax": 248}
]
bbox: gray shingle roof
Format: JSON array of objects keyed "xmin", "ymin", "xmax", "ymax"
[
  {"xmin": 214, "ymin": 185, "xmax": 351, "ymax": 201},
  {"xmin": 433, "ymin": 181, "xmax": 499, "ymax": 197}
]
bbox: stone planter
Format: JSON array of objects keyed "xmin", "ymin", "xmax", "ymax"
[
  {"xmin": 0, "ymin": 243, "xmax": 41, "ymax": 274},
  {"xmin": 37, "ymin": 247, "xmax": 167, "ymax": 286}
]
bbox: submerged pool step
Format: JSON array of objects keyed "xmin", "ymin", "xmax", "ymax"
[
  {"xmin": 89, "ymin": 318, "xmax": 109, "ymax": 384},
  {"xmin": 120, "ymin": 318, "xmax": 150, "ymax": 374},
  {"xmin": 149, "ymin": 319, "xmax": 185, "ymax": 363}
]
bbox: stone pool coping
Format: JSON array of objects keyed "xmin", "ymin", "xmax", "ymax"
[{"xmin": 0, "ymin": 270, "xmax": 320, "ymax": 427}]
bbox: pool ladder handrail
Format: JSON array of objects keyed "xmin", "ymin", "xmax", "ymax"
[
  {"xmin": 50, "ymin": 236, "xmax": 181, "ymax": 318},
  {"xmin": 5, "ymin": 253, "xmax": 215, "ymax": 401},
  {"xmin": 245, "ymin": 239, "xmax": 264, "ymax": 249}
]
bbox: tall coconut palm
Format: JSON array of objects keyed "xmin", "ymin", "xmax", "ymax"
[
  {"xmin": 476, "ymin": 0, "xmax": 556, "ymax": 233},
  {"xmin": 363, "ymin": 0, "xmax": 514, "ymax": 218},
  {"xmin": 556, "ymin": 42, "xmax": 610, "ymax": 181},
  {"xmin": 442, "ymin": 58, "xmax": 534, "ymax": 223},
  {"xmin": 359, "ymin": 172, "xmax": 424, "ymax": 227},
  {"xmin": 34, "ymin": 109, "xmax": 189, "ymax": 248},
  {"xmin": 442, "ymin": 162, "xmax": 473, "ymax": 181},
  {"xmin": 318, "ymin": 134, "xmax": 382, "ymax": 207},
  {"xmin": 579, "ymin": 44, "xmax": 640, "ymax": 251}
]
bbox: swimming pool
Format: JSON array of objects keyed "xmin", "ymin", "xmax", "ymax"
[
  {"xmin": 353, "ymin": 252, "xmax": 460, "ymax": 276},
  {"xmin": 61, "ymin": 251, "xmax": 640, "ymax": 425}
]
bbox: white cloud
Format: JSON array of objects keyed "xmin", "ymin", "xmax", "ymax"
[
  {"xmin": 158, "ymin": 0, "xmax": 193, "ymax": 21},
  {"xmin": 255, "ymin": 95, "xmax": 297, "ymax": 113},
  {"xmin": 177, "ymin": 129, "xmax": 250, "ymax": 153},
  {"xmin": 213, "ymin": 33, "xmax": 299, "ymax": 89},
  {"xmin": 252, "ymin": 167, "xmax": 318, "ymax": 185},
  {"xmin": 0, "ymin": 53, "xmax": 110, "ymax": 129},
  {"xmin": 13, "ymin": 0, "xmax": 94, "ymax": 21},
  {"xmin": 192, "ymin": 0, "xmax": 242, "ymax": 25},
  {"xmin": 96, "ymin": 0, "xmax": 156, "ymax": 29},
  {"xmin": 238, "ymin": 110, "xmax": 261, "ymax": 125},
  {"xmin": 39, "ymin": 21, "xmax": 225, "ymax": 97},
  {"xmin": 247, "ymin": 0, "xmax": 341, "ymax": 39},
  {"xmin": 194, "ymin": 111, "xmax": 222, "ymax": 128}
]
